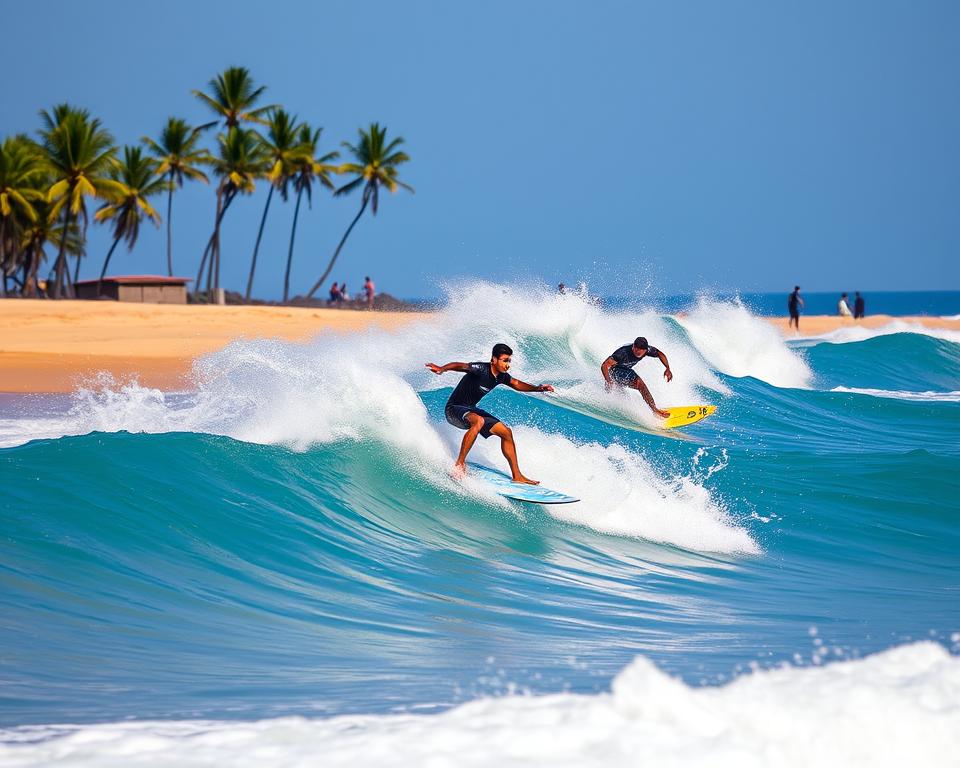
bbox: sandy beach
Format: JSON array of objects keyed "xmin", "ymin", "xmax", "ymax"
[
  {"xmin": 0, "ymin": 300, "xmax": 431, "ymax": 393},
  {"xmin": 1, "ymin": 301, "xmax": 957, "ymax": 393}
]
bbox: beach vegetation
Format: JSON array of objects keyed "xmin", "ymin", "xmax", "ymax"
[
  {"xmin": 1, "ymin": 69, "xmax": 410, "ymax": 303},
  {"xmin": 38, "ymin": 104, "xmax": 124, "ymax": 298},
  {"xmin": 194, "ymin": 127, "xmax": 268, "ymax": 299},
  {"xmin": 0, "ymin": 135, "xmax": 45, "ymax": 296},
  {"xmin": 18, "ymin": 198, "xmax": 84, "ymax": 297},
  {"xmin": 245, "ymin": 108, "xmax": 306, "ymax": 302},
  {"xmin": 306, "ymin": 123, "xmax": 412, "ymax": 300},
  {"xmin": 284, "ymin": 124, "xmax": 339, "ymax": 303},
  {"xmin": 142, "ymin": 118, "xmax": 211, "ymax": 277},
  {"xmin": 193, "ymin": 66, "xmax": 275, "ymax": 130},
  {"xmin": 93, "ymin": 146, "xmax": 167, "ymax": 295}
]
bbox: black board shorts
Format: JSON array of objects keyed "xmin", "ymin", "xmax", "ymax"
[
  {"xmin": 609, "ymin": 367, "xmax": 639, "ymax": 387},
  {"xmin": 445, "ymin": 404, "xmax": 501, "ymax": 439}
]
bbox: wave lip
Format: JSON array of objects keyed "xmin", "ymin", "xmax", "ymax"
[{"xmin": 2, "ymin": 642, "xmax": 956, "ymax": 767}]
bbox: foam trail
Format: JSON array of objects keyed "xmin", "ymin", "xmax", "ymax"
[
  {"xmin": 831, "ymin": 387, "xmax": 960, "ymax": 403},
  {"xmin": 468, "ymin": 426, "xmax": 758, "ymax": 554},
  {"xmin": 2, "ymin": 642, "xmax": 955, "ymax": 767}
]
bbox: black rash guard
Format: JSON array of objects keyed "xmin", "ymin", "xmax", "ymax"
[
  {"xmin": 609, "ymin": 344, "xmax": 662, "ymax": 371},
  {"xmin": 446, "ymin": 362, "xmax": 512, "ymax": 409}
]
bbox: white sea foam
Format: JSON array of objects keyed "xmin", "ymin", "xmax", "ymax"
[
  {"xmin": 674, "ymin": 296, "xmax": 814, "ymax": 389},
  {"xmin": 467, "ymin": 426, "xmax": 758, "ymax": 554},
  {"xmin": 831, "ymin": 386, "xmax": 960, "ymax": 403},
  {"xmin": 2, "ymin": 641, "xmax": 956, "ymax": 767}
]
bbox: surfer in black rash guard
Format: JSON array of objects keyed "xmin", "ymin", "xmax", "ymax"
[
  {"xmin": 601, "ymin": 336, "xmax": 673, "ymax": 418},
  {"xmin": 425, "ymin": 343, "xmax": 554, "ymax": 485}
]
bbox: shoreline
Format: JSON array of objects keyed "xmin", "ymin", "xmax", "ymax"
[
  {"xmin": 0, "ymin": 300, "xmax": 432, "ymax": 394},
  {"xmin": 1, "ymin": 301, "xmax": 957, "ymax": 394}
]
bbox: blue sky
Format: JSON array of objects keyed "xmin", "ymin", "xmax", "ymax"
[{"xmin": 4, "ymin": 1, "xmax": 958, "ymax": 299}]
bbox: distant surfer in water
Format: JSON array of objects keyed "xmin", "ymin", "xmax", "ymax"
[
  {"xmin": 426, "ymin": 343, "xmax": 554, "ymax": 484},
  {"xmin": 601, "ymin": 337, "xmax": 673, "ymax": 419}
]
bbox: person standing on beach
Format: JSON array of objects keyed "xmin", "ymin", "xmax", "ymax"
[
  {"xmin": 788, "ymin": 286, "xmax": 804, "ymax": 330},
  {"xmin": 328, "ymin": 282, "xmax": 341, "ymax": 306},
  {"xmin": 838, "ymin": 293, "xmax": 853, "ymax": 318},
  {"xmin": 600, "ymin": 337, "xmax": 673, "ymax": 419},
  {"xmin": 854, "ymin": 292, "xmax": 865, "ymax": 319},
  {"xmin": 426, "ymin": 343, "xmax": 554, "ymax": 485},
  {"xmin": 364, "ymin": 276, "xmax": 375, "ymax": 309}
]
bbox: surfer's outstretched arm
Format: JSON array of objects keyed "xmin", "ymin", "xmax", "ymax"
[
  {"xmin": 425, "ymin": 362, "xmax": 470, "ymax": 374},
  {"xmin": 507, "ymin": 378, "xmax": 554, "ymax": 394},
  {"xmin": 655, "ymin": 351, "xmax": 674, "ymax": 382}
]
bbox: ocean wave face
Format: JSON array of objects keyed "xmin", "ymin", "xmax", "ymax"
[{"xmin": 1, "ymin": 282, "xmax": 958, "ymax": 765}]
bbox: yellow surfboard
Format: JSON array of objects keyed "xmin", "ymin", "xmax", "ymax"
[{"xmin": 662, "ymin": 405, "xmax": 717, "ymax": 430}]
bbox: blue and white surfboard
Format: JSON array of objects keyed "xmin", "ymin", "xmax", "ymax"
[{"xmin": 468, "ymin": 463, "xmax": 580, "ymax": 504}]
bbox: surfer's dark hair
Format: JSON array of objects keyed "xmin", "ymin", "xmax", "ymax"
[
  {"xmin": 633, "ymin": 337, "xmax": 649, "ymax": 350},
  {"xmin": 492, "ymin": 343, "xmax": 513, "ymax": 359}
]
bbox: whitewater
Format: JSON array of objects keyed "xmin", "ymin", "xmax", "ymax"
[{"xmin": 1, "ymin": 283, "xmax": 958, "ymax": 766}]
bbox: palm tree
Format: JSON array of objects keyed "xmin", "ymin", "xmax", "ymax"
[
  {"xmin": 93, "ymin": 146, "xmax": 165, "ymax": 295},
  {"xmin": 0, "ymin": 135, "xmax": 45, "ymax": 295},
  {"xmin": 284, "ymin": 124, "xmax": 338, "ymax": 303},
  {"xmin": 19, "ymin": 198, "xmax": 83, "ymax": 297},
  {"xmin": 194, "ymin": 127, "xmax": 267, "ymax": 299},
  {"xmin": 142, "ymin": 117, "xmax": 210, "ymax": 276},
  {"xmin": 39, "ymin": 104, "xmax": 122, "ymax": 297},
  {"xmin": 306, "ymin": 123, "xmax": 412, "ymax": 300},
  {"xmin": 193, "ymin": 66, "xmax": 275, "ymax": 129},
  {"xmin": 245, "ymin": 108, "xmax": 304, "ymax": 301}
]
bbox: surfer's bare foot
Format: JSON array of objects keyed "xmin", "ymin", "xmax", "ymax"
[
  {"xmin": 511, "ymin": 474, "xmax": 540, "ymax": 485},
  {"xmin": 451, "ymin": 463, "xmax": 467, "ymax": 479},
  {"xmin": 655, "ymin": 408, "xmax": 670, "ymax": 419}
]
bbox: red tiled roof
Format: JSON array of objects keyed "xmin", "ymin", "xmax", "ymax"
[{"xmin": 74, "ymin": 275, "xmax": 192, "ymax": 285}]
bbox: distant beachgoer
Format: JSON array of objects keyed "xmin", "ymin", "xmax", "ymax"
[
  {"xmin": 854, "ymin": 292, "xmax": 865, "ymax": 319},
  {"xmin": 838, "ymin": 293, "xmax": 853, "ymax": 318},
  {"xmin": 600, "ymin": 336, "xmax": 673, "ymax": 418},
  {"xmin": 340, "ymin": 283, "xmax": 350, "ymax": 302},
  {"xmin": 328, "ymin": 281, "xmax": 341, "ymax": 306},
  {"xmin": 788, "ymin": 286, "xmax": 804, "ymax": 330},
  {"xmin": 558, "ymin": 282, "xmax": 567, "ymax": 294},
  {"xmin": 364, "ymin": 276, "xmax": 375, "ymax": 309}
]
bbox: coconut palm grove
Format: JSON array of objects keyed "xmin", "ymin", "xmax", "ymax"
[{"xmin": 0, "ymin": 66, "xmax": 412, "ymax": 302}]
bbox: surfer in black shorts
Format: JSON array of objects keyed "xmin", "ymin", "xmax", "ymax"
[
  {"xmin": 788, "ymin": 286, "xmax": 804, "ymax": 330},
  {"xmin": 425, "ymin": 343, "xmax": 554, "ymax": 484},
  {"xmin": 600, "ymin": 337, "xmax": 673, "ymax": 418}
]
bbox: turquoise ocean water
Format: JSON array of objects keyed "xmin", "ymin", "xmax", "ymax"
[{"xmin": 1, "ymin": 286, "xmax": 958, "ymax": 765}]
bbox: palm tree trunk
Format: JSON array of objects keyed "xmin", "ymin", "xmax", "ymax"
[
  {"xmin": 306, "ymin": 190, "xmax": 370, "ymax": 300},
  {"xmin": 194, "ymin": 234, "xmax": 214, "ymax": 299},
  {"xmin": 0, "ymin": 217, "xmax": 7, "ymax": 298},
  {"xmin": 283, "ymin": 187, "xmax": 304, "ymax": 303},
  {"xmin": 52, "ymin": 204, "xmax": 73, "ymax": 299},
  {"xmin": 213, "ymin": 189, "xmax": 235, "ymax": 295},
  {"xmin": 72, "ymin": 242, "xmax": 82, "ymax": 286},
  {"xmin": 245, "ymin": 185, "xmax": 274, "ymax": 301},
  {"xmin": 21, "ymin": 247, "xmax": 34, "ymax": 297},
  {"xmin": 96, "ymin": 236, "xmax": 122, "ymax": 297},
  {"xmin": 165, "ymin": 174, "xmax": 174, "ymax": 276},
  {"xmin": 194, "ymin": 186, "xmax": 234, "ymax": 301}
]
